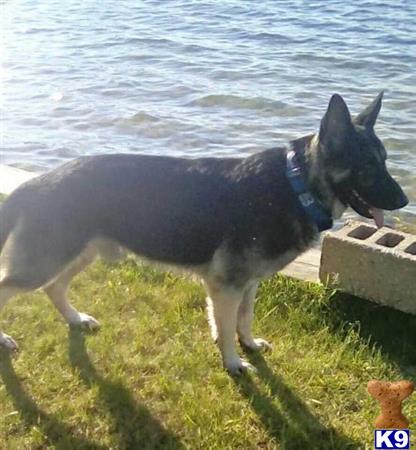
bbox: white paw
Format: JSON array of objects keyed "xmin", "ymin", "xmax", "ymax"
[
  {"xmin": 0, "ymin": 333, "xmax": 19, "ymax": 351},
  {"xmin": 72, "ymin": 313, "xmax": 100, "ymax": 330},
  {"xmin": 225, "ymin": 358, "xmax": 257, "ymax": 376},
  {"xmin": 240, "ymin": 337, "xmax": 272, "ymax": 352}
]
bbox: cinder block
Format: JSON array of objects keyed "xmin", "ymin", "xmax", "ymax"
[{"xmin": 319, "ymin": 221, "xmax": 416, "ymax": 313}]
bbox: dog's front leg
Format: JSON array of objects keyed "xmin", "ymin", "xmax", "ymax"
[
  {"xmin": 205, "ymin": 282, "xmax": 255, "ymax": 375},
  {"xmin": 237, "ymin": 282, "xmax": 271, "ymax": 351}
]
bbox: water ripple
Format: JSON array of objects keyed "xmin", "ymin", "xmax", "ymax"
[{"xmin": 2, "ymin": 0, "xmax": 415, "ymax": 222}]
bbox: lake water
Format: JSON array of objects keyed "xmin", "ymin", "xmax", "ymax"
[{"xmin": 1, "ymin": 0, "xmax": 415, "ymax": 224}]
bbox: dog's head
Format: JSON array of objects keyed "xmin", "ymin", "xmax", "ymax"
[{"xmin": 317, "ymin": 92, "xmax": 408, "ymax": 227}]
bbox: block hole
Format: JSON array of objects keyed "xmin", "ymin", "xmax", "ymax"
[
  {"xmin": 404, "ymin": 242, "xmax": 416, "ymax": 255},
  {"xmin": 376, "ymin": 233, "xmax": 405, "ymax": 248},
  {"xmin": 347, "ymin": 225, "xmax": 377, "ymax": 240}
]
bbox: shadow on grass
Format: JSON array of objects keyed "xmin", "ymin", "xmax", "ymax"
[
  {"xmin": 68, "ymin": 328, "xmax": 185, "ymax": 450},
  {"xmin": 0, "ymin": 349, "xmax": 106, "ymax": 449},
  {"xmin": 324, "ymin": 292, "xmax": 416, "ymax": 378},
  {"xmin": 234, "ymin": 353, "xmax": 360, "ymax": 450}
]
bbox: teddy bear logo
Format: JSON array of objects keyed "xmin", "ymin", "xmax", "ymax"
[{"xmin": 368, "ymin": 380, "xmax": 414, "ymax": 429}]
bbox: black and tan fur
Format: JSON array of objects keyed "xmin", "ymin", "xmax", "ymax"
[{"xmin": 0, "ymin": 93, "xmax": 408, "ymax": 374}]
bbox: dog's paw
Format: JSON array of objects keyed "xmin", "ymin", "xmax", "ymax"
[
  {"xmin": 225, "ymin": 358, "xmax": 257, "ymax": 376},
  {"xmin": 240, "ymin": 337, "xmax": 272, "ymax": 352},
  {"xmin": 71, "ymin": 313, "xmax": 100, "ymax": 331},
  {"xmin": 0, "ymin": 333, "xmax": 19, "ymax": 352}
]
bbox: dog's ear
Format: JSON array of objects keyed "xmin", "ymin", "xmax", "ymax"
[
  {"xmin": 354, "ymin": 91, "xmax": 384, "ymax": 128},
  {"xmin": 319, "ymin": 94, "xmax": 352, "ymax": 147}
]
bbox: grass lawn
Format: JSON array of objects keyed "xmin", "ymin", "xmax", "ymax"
[{"xmin": 1, "ymin": 258, "xmax": 416, "ymax": 450}]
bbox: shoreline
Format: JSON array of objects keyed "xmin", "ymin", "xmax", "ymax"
[{"xmin": 0, "ymin": 164, "xmax": 37, "ymax": 195}]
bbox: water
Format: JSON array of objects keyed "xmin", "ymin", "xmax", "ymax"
[{"xmin": 1, "ymin": 0, "xmax": 415, "ymax": 224}]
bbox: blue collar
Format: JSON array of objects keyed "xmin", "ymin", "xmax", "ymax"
[{"xmin": 286, "ymin": 149, "xmax": 333, "ymax": 232}]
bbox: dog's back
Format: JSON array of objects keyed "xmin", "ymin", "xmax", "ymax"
[{"xmin": 1, "ymin": 150, "xmax": 312, "ymax": 278}]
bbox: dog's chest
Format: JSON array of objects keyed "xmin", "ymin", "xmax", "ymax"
[
  {"xmin": 204, "ymin": 244, "xmax": 304, "ymax": 287},
  {"xmin": 247, "ymin": 249, "xmax": 302, "ymax": 279}
]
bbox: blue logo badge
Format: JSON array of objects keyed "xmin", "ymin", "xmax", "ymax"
[{"xmin": 374, "ymin": 429, "xmax": 410, "ymax": 449}]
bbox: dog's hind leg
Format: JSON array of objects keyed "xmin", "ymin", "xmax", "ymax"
[
  {"xmin": 0, "ymin": 224, "xmax": 56, "ymax": 351},
  {"xmin": 0, "ymin": 222, "xmax": 98, "ymax": 348},
  {"xmin": 44, "ymin": 243, "xmax": 100, "ymax": 330},
  {"xmin": 204, "ymin": 281, "xmax": 255, "ymax": 375},
  {"xmin": 237, "ymin": 282, "xmax": 271, "ymax": 351},
  {"xmin": 0, "ymin": 283, "xmax": 24, "ymax": 350}
]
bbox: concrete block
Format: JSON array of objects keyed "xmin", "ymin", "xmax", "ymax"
[{"xmin": 319, "ymin": 221, "xmax": 416, "ymax": 313}]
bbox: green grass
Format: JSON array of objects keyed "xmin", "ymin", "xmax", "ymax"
[{"xmin": 1, "ymin": 260, "xmax": 416, "ymax": 449}]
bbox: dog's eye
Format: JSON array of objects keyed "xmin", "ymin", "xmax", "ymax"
[{"xmin": 358, "ymin": 165, "xmax": 377, "ymax": 184}]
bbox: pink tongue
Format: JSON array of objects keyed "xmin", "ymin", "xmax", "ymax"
[{"xmin": 370, "ymin": 208, "xmax": 384, "ymax": 228}]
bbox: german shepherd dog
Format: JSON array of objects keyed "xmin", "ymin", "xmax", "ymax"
[{"xmin": 0, "ymin": 93, "xmax": 408, "ymax": 374}]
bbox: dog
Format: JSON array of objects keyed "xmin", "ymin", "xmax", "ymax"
[{"xmin": 0, "ymin": 92, "xmax": 408, "ymax": 375}]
